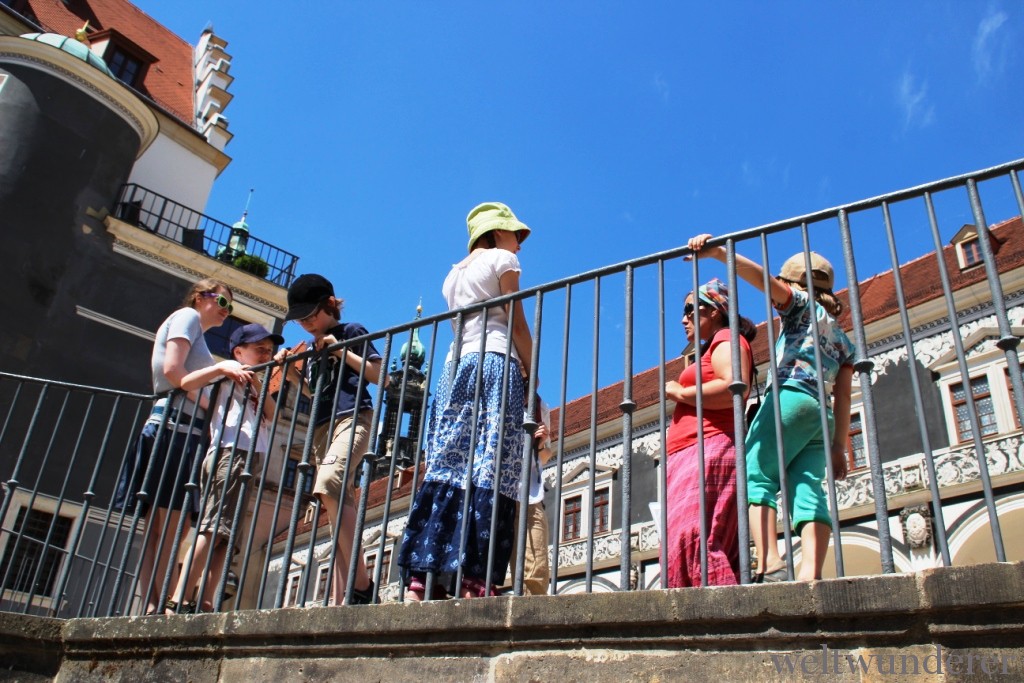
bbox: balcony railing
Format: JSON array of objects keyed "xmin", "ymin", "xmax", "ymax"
[
  {"xmin": 113, "ymin": 184, "xmax": 300, "ymax": 288},
  {"xmin": 2, "ymin": 158, "xmax": 1023, "ymax": 618}
]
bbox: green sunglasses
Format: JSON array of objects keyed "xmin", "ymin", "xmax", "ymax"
[{"xmin": 200, "ymin": 291, "xmax": 234, "ymax": 313}]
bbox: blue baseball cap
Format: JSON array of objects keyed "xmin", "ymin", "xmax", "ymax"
[{"xmin": 229, "ymin": 323, "xmax": 284, "ymax": 352}]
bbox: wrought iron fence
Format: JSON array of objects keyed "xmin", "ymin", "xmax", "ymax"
[
  {"xmin": 1, "ymin": 159, "xmax": 1023, "ymax": 618},
  {"xmin": 113, "ymin": 184, "xmax": 300, "ymax": 288}
]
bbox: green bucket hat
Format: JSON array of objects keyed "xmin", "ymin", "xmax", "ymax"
[{"xmin": 466, "ymin": 202, "xmax": 531, "ymax": 252}]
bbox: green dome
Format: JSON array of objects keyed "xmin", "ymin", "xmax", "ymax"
[
  {"xmin": 400, "ymin": 327, "xmax": 425, "ymax": 369},
  {"xmin": 20, "ymin": 33, "xmax": 114, "ymax": 77}
]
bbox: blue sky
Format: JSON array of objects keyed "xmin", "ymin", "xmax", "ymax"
[{"xmin": 141, "ymin": 2, "xmax": 1021, "ymax": 400}]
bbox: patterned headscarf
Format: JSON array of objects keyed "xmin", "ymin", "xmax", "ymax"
[{"xmin": 696, "ymin": 278, "xmax": 730, "ymax": 318}]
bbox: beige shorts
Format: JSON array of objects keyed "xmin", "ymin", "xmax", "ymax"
[
  {"xmin": 198, "ymin": 447, "xmax": 262, "ymax": 541},
  {"xmin": 311, "ymin": 410, "xmax": 373, "ymax": 499}
]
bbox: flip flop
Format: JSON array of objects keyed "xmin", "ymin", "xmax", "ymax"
[{"xmin": 761, "ymin": 566, "xmax": 790, "ymax": 583}]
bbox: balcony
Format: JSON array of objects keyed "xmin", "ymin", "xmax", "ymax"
[{"xmin": 113, "ymin": 184, "xmax": 299, "ymax": 288}]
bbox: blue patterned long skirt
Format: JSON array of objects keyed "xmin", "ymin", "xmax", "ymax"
[{"xmin": 398, "ymin": 352, "xmax": 524, "ymax": 583}]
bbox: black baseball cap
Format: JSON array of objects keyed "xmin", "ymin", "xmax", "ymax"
[
  {"xmin": 286, "ymin": 273, "xmax": 334, "ymax": 321},
  {"xmin": 229, "ymin": 323, "xmax": 284, "ymax": 352}
]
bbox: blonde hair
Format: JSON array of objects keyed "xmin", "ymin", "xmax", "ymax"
[
  {"xmin": 181, "ymin": 278, "xmax": 232, "ymax": 309},
  {"xmin": 780, "ymin": 278, "xmax": 843, "ymax": 317}
]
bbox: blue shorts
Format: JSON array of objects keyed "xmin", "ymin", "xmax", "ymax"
[
  {"xmin": 744, "ymin": 387, "xmax": 834, "ymax": 529},
  {"xmin": 113, "ymin": 422, "xmax": 203, "ymax": 516}
]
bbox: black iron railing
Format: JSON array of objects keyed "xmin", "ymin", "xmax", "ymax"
[
  {"xmin": 1, "ymin": 159, "xmax": 1023, "ymax": 618},
  {"xmin": 113, "ymin": 184, "xmax": 300, "ymax": 288}
]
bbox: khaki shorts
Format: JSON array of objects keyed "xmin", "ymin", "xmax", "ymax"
[
  {"xmin": 311, "ymin": 410, "xmax": 373, "ymax": 499},
  {"xmin": 198, "ymin": 447, "xmax": 262, "ymax": 541}
]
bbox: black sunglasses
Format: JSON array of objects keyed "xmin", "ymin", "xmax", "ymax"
[{"xmin": 683, "ymin": 302, "xmax": 705, "ymax": 318}]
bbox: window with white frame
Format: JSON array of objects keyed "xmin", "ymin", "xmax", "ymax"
[
  {"xmin": 593, "ymin": 488, "xmax": 610, "ymax": 534},
  {"xmin": 950, "ymin": 375, "xmax": 999, "ymax": 442},
  {"xmin": 559, "ymin": 475, "xmax": 614, "ymax": 543},
  {"xmin": 931, "ymin": 329, "xmax": 1024, "ymax": 445},
  {"xmin": 285, "ymin": 573, "xmax": 302, "ymax": 607},
  {"xmin": 960, "ymin": 237, "xmax": 983, "ymax": 268},
  {"xmin": 365, "ymin": 545, "xmax": 393, "ymax": 584},
  {"xmin": 847, "ymin": 412, "xmax": 868, "ymax": 470},
  {"xmin": 562, "ymin": 495, "xmax": 582, "ymax": 541},
  {"xmin": 1004, "ymin": 366, "xmax": 1023, "ymax": 429},
  {"xmin": 314, "ymin": 564, "xmax": 330, "ymax": 603}
]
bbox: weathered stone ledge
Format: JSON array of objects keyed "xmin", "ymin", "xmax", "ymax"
[{"xmin": 2, "ymin": 562, "xmax": 1022, "ymax": 682}]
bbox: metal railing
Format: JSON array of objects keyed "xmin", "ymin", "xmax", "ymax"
[
  {"xmin": 113, "ymin": 184, "xmax": 300, "ymax": 288},
  {"xmin": 1, "ymin": 158, "xmax": 1023, "ymax": 617}
]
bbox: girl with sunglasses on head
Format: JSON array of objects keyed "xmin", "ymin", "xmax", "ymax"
[
  {"xmin": 398, "ymin": 202, "xmax": 534, "ymax": 600},
  {"xmin": 664, "ymin": 278, "xmax": 756, "ymax": 587},
  {"xmin": 688, "ymin": 234, "xmax": 854, "ymax": 583},
  {"xmin": 115, "ymin": 278, "xmax": 252, "ymax": 615}
]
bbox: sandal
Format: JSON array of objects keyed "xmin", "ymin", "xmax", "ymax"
[
  {"xmin": 760, "ymin": 565, "xmax": 790, "ymax": 584},
  {"xmin": 459, "ymin": 576, "xmax": 498, "ymax": 599},
  {"xmin": 404, "ymin": 575, "xmax": 448, "ymax": 602}
]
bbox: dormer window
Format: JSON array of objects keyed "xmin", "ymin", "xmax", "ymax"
[
  {"xmin": 88, "ymin": 29, "xmax": 156, "ymax": 90},
  {"xmin": 950, "ymin": 223, "xmax": 1001, "ymax": 272},
  {"xmin": 961, "ymin": 237, "xmax": 983, "ymax": 268},
  {"xmin": 107, "ymin": 46, "xmax": 144, "ymax": 87}
]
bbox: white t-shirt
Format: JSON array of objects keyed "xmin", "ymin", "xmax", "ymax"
[
  {"xmin": 149, "ymin": 307, "xmax": 214, "ymax": 422},
  {"xmin": 442, "ymin": 248, "xmax": 522, "ymax": 363},
  {"xmin": 526, "ymin": 400, "xmax": 551, "ymax": 505},
  {"xmin": 208, "ymin": 362, "xmax": 269, "ymax": 455}
]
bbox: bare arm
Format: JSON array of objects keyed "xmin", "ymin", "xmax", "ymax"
[
  {"xmin": 687, "ymin": 233, "xmax": 792, "ymax": 307},
  {"xmin": 499, "ymin": 269, "xmax": 534, "ymax": 381},
  {"xmin": 830, "ymin": 364, "xmax": 854, "ymax": 481},
  {"xmin": 534, "ymin": 423, "xmax": 554, "ymax": 465},
  {"xmin": 163, "ymin": 338, "xmax": 252, "ymax": 392},
  {"xmin": 664, "ymin": 335, "xmax": 750, "ymax": 411},
  {"xmin": 315, "ymin": 335, "xmax": 385, "ymax": 390}
]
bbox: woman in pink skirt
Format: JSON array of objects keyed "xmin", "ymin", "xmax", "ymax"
[{"xmin": 664, "ymin": 278, "xmax": 755, "ymax": 587}]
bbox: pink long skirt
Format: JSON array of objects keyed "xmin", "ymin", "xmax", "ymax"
[{"xmin": 665, "ymin": 431, "xmax": 740, "ymax": 588}]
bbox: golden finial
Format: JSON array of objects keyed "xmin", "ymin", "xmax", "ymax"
[{"xmin": 74, "ymin": 21, "xmax": 90, "ymax": 44}]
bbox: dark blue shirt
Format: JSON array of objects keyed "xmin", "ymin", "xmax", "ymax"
[{"xmin": 306, "ymin": 322, "xmax": 381, "ymax": 425}]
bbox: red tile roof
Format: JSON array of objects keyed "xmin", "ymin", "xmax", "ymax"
[
  {"xmin": 18, "ymin": 0, "xmax": 195, "ymax": 126},
  {"xmin": 551, "ymin": 216, "xmax": 1024, "ymax": 439}
]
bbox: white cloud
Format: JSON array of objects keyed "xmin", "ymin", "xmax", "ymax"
[
  {"xmin": 653, "ymin": 73, "xmax": 670, "ymax": 102},
  {"xmin": 972, "ymin": 8, "xmax": 1010, "ymax": 82},
  {"xmin": 896, "ymin": 69, "xmax": 935, "ymax": 131},
  {"xmin": 817, "ymin": 176, "xmax": 832, "ymax": 204},
  {"xmin": 741, "ymin": 160, "xmax": 759, "ymax": 188},
  {"xmin": 740, "ymin": 159, "xmax": 790, "ymax": 189}
]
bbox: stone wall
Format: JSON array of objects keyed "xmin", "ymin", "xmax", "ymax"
[{"xmin": 2, "ymin": 562, "xmax": 1023, "ymax": 682}]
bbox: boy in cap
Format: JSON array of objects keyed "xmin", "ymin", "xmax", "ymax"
[
  {"xmin": 282, "ymin": 274, "xmax": 382, "ymax": 605},
  {"xmin": 167, "ymin": 323, "xmax": 283, "ymax": 613}
]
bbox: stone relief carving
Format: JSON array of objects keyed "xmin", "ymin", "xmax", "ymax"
[
  {"xmin": 835, "ymin": 433, "xmax": 1024, "ymax": 508},
  {"xmin": 557, "ymin": 522, "xmax": 658, "ymax": 568},
  {"xmin": 900, "ymin": 504, "xmax": 933, "ymax": 549},
  {"xmin": 865, "ymin": 304, "xmax": 1024, "ymax": 382},
  {"xmin": 546, "ymin": 443, "xmax": 626, "ymax": 487}
]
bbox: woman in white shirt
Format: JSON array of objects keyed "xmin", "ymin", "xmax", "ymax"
[{"xmin": 398, "ymin": 202, "xmax": 534, "ymax": 600}]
